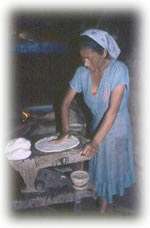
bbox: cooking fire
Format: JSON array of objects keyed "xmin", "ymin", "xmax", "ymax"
[{"xmin": 22, "ymin": 111, "xmax": 30, "ymax": 122}]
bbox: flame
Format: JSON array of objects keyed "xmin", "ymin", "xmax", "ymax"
[{"xmin": 22, "ymin": 111, "xmax": 30, "ymax": 122}]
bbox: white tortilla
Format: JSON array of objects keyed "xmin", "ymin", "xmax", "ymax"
[{"xmin": 35, "ymin": 135, "xmax": 80, "ymax": 152}]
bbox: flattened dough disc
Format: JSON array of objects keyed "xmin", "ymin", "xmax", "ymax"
[{"xmin": 35, "ymin": 135, "xmax": 80, "ymax": 152}]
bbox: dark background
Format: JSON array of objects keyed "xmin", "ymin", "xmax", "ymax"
[{"xmin": 11, "ymin": 10, "xmax": 138, "ymax": 112}]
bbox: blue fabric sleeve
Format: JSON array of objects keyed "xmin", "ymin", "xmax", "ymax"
[
  {"xmin": 111, "ymin": 62, "xmax": 129, "ymax": 92},
  {"xmin": 69, "ymin": 67, "xmax": 83, "ymax": 93}
]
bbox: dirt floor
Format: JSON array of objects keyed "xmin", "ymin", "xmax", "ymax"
[{"xmin": 8, "ymin": 163, "xmax": 140, "ymax": 219}]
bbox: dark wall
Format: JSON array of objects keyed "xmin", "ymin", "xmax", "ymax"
[
  {"xmin": 14, "ymin": 54, "xmax": 72, "ymax": 107},
  {"xmin": 12, "ymin": 11, "xmax": 138, "ymax": 111}
]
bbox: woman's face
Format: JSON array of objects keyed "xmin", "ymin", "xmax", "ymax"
[{"xmin": 80, "ymin": 47, "xmax": 106, "ymax": 72}]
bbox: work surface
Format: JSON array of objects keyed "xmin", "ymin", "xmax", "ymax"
[{"xmin": 9, "ymin": 133, "xmax": 90, "ymax": 192}]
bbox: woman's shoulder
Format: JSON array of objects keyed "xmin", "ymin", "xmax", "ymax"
[
  {"xmin": 108, "ymin": 59, "xmax": 129, "ymax": 84},
  {"xmin": 76, "ymin": 65, "xmax": 90, "ymax": 73},
  {"xmin": 71, "ymin": 65, "xmax": 89, "ymax": 82},
  {"xmin": 112, "ymin": 59, "xmax": 128, "ymax": 71}
]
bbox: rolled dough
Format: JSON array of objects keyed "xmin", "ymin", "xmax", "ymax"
[{"xmin": 35, "ymin": 135, "xmax": 80, "ymax": 152}]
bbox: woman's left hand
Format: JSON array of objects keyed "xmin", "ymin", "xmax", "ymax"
[{"xmin": 80, "ymin": 141, "xmax": 99, "ymax": 157}]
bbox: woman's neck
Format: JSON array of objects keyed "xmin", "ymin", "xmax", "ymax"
[{"xmin": 96, "ymin": 58, "xmax": 111, "ymax": 73}]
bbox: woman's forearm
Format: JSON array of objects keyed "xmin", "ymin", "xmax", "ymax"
[
  {"xmin": 92, "ymin": 109, "xmax": 117, "ymax": 146},
  {"xmin": 92, "ymin": 85, "xmax": 126, "ymax": 147},
  {"xmin": 60, "ymin": 88, "xmax": 77, "ymax": 134},
  {"xmin": 61, "ymin": 101, "xmax": 70, "ymax": 134},
  {"xmin": 80, "ymin": 109, "xmax": 117, "ymax": 157},
  {"xmin": 80, "ymin": 85, "xmax": 125, "ymax": 157}
]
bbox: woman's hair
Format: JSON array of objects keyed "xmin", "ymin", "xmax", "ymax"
[{"xmin": 80, "ymin": 35, "xmax": 105, "ymax": 55}]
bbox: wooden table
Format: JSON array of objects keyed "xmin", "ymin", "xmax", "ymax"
[{"xmin": 9, "ymin": 133, "xmax": 90, "ymax": 193}]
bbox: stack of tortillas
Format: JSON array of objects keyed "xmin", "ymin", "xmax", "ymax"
[
  {"xmin": 35, "ymin": 135, "xmax": 80, "ymax": 152},
  {"xmin": 5, "ymin": 138, "xmax": 31, "ymax": 160}
]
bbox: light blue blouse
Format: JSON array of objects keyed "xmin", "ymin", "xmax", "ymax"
[{"xmin": 69, "ymin": 60, "xmax": 135, "ymax": 203}]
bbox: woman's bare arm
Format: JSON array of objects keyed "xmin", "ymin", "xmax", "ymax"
[
  {"xmin": 80, "ymin": 84, "xmax": 126, "ymax": 157},
  {"xmin": 50, "ymin": 88, "xmax": 76, "ymax": 144},
  {"xmin": 61, "ymin": 88, "xmax": 77, "ymax": 133}
]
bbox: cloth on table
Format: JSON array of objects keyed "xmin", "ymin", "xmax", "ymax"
[{"xmin": 5, "ymin": 137, "xmax": 31, "ymax": 160}]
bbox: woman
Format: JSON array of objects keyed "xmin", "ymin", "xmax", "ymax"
[{"xmin": 51, "ymin": 29, "xmax": 135, "ymax": 213}]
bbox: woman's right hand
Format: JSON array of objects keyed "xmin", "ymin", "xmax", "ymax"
[{"xmin": 49, "ymin": 132, "xmax": 70, "ymax": 144}]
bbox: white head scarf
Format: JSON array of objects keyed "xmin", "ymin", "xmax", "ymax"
[{"xmin": 80, "ymin": 29, "xmax": 121, "ymax": 59}]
